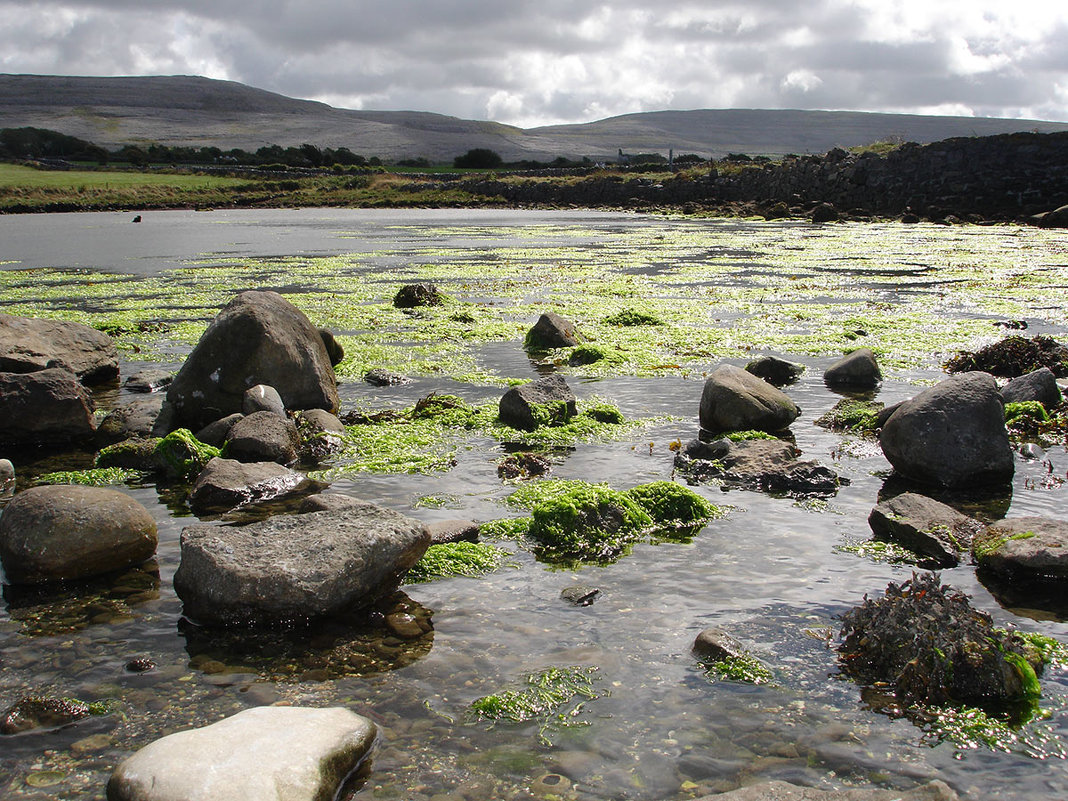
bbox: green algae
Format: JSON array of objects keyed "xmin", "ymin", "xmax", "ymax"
[
  {"xmin": 405, "ymin": 542, "xmax": 510, "ymax": 583},
  {"xmin": 834, "ymin": 537, "xmax": 921, "ymax": 565},
  {"xmin": 153, "ymin": 429, "xmax": 221, "ymax": 480},
  {"xmin": 35, "ymin": 467, "xmax": 143, "ymax": 487},
  {"xmin": 722, "ymin": 429, "xmax": 780, "ymax": 442},
  {"xmin": 815, "ymin": 399, "xmax": 884, "ymax": 433},
  {"xmin": 625, "ymin": 480, "xmax": 722, "ymax": 527},
  {"xmin": 469, "ymin": 666, "xmax": 604, "ymax": 745},
  {"xmin": 1005, "ymin": 401, "xmax": 1049, "ymax": 424},
  {"xmin": 704, "ymin": 654, "xmax": 775, "ymax": 686},
  {"xmin": 920, "ymin": 704, "xmax": 1067, "ymax": 758}
]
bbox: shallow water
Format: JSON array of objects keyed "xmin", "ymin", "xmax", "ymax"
[{"xmin": 1, "ymin": 209, "xmax": 1067, "ymax": 801}]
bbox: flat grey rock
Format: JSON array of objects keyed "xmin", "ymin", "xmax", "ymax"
[{"xmin": 868, "ymin": 493, "xmax": 982, "ymax": 568}]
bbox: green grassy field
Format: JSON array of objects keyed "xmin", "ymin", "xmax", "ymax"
[{"xmin": 0, "ymin": 163, "xmax": 247, "ymax": 189}]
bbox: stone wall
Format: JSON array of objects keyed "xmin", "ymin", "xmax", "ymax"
[{"xmin": 455, "ymin": 132, "xmax": 1068, "ymax": 220}]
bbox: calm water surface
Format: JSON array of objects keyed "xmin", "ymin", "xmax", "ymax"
[{"xmin": 1, "ymin": 209, "xmax": 1066, "ymax": 801}]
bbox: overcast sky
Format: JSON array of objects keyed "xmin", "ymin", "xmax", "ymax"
[{"xmin": 2, "ymin": 1, "xmax": 1066, "ymax": 128}]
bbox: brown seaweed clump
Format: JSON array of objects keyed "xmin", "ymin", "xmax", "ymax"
[
  {"xmin": 945, "ymin": 335, "xmax": 1068, "ymax": 377},
  {"xmin": 837, "ymin": 573, "xmax": 1042, "ymax": 707}
]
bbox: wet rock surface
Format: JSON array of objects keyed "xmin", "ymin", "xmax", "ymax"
[
  {"xmin": 744, "ymin": 355, "xmax": 805, "ymax": 386},
  {"xmin": 0, "ymin": 485, "xmax": 157, "ymax": 584},
  {"xmin": 676, "ymin": 438, "xmax": 845, "ymax": 496},
  {"xmin": 164, "ymin": 290, "xmax": 340, "ymax": 431},
  {"xmin": 224, "ymin": 410, "xmax": 301, "ymax": 465},
  {"xmin": 695, "ymin": 779, "xmax": 959, "ymax": 801},
  {"xmin": 0, "ymin": 313, "xmax": 119, "ymax": 385},
  {"xmin": 867, "ymin": 493, "xmax": 982, "ymax": 568},
  {"xmin": 174, "ymin": 502, "xmax": 430, "ymax": 625},
  {"xmin": 107, "ymin": 706, "xmax": 377, "ymax": 801},
  {"xmin": 823, "ymin": 348, "xmax": 882, "ymax": 389},
  {"xmin": 879, "ymin": 372, "xmax": 1014, "ymax": 488},
  {"xmin": 498, "ymin": 373, "xmax": 577, "ymax": 431},
  {"xmin": 0, "ymin": 367, "xmax": 97, "ymax": 447},
  {"xmin": 525, "ymin": 311, "xmax": 582, "ymax": 349},
  {"xmin": 1000, "ymin": 367, "xmax": 1063, "ymax": 408},
  {"xmin": 188, "ymin": 457, "xmax": 317, "ymax": 514},
  {"xmin": 699, "ymin": 364, "xmax": 800, "ymax": 434},
  {"xmin": 973, "ymin": 516, "xmax": 1068, "ymax": 581}
]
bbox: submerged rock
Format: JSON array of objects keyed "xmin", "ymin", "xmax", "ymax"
[
  {"xmin": 699, "ymin": 364, "xmax": 800, "ymax": 434},
  {"xmin": 123, "ymin": 369, "xmax": 173, "ymax": 393},
  {"xmin": 1, "ymin": 696, "xmax": 92, "ymax": 734},
  {"xmin": 107, "ymin": 706, "xmax": 377, "ymax": 801},
  {"xmin": 879, "ymin": 372, "xmax": 1013, "ymax": 488},
  {"xmin": 0, "ymin": 485, "xmax": 157, "ymax": 584},
  {"xmin": 695, "ymin": 780, "xmax": 959, "ymax": 801},
  {"xmin": 363, "ymin": 367, "xmax": 411, "ymax": 386},
  {"xmin": 0, "ymin": 313, "xmax": 118, "ymax": 385},
  {"xmin": 0, "ymin": 367, "xmax": 97, "ymax": 447},
  {"xmin": 498, "ymin": 374, "xmax": 577, "ymax": 431},
  {"xmin": 867, "ymin": 493, "xmax": 982, "ymax": 568},
  {"xmin": 692, "ymin": 628, "xmax": 747, "ymax": 662},
  {"xmin": 174, "ymin": 503, "xmax": 429, "ymax": 625},
  {"xmin": 164, "ymin": 290, "xmax": 340, "ymax": 432}
]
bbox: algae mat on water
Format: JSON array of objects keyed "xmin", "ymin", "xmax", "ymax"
[{"xmin": 1, "ymin": 219, "xmax": 1064, "ymax": 381}]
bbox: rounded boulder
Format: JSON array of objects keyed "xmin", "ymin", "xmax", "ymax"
[{"xmin": 0, "ymin": 485, "xmax": 157, "ymax": 584}]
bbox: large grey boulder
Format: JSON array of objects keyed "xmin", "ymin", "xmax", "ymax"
[
  {"xmin": 164, "ymin": 291, "xmax": 340, "ymax": 432},
  {"xmin": 694, "ymin": 779, "xmax": 958, "ymax": 801},
  {"xmin": 188, "ymin": 457, "xmax": 316, "ymax": 514},
  {"xmin": 107, "ymin": 706, "xmax": 377, "ymax": 801},
  {"xmin": 0, "ymin": 485, "xmax": 157, "ymax": 584},
  {"xmin": 879, "ymin": 372, "xmax": 1013, "ymax": 488},
  {"xmin": 0, "ymin": 368, "xmax": 97, "ymax": 447},
  {"xmin": 973, "ymin": 517, "xmax": 1068, "ymax": 581},
  {"xmin": 823, "ymin": 348, "xmax": 882, "ymax": 389},
  {"xmin": 174, "ymin": 502, "xmax": 430, "ymax": 625},
  {"xmin": 224, "ymin": 411, "xmax": 301, "ymax": 465},
  {"xmin": 699, "ymin": 365, "xmax": 800, "ymax": 434},
  {"xmin": 498, "ymin": 374, "xmax": 577, "ymax": 431},
  {"xmin": 868, "ymin": 493, "xmax": 982, "ymax": 568},
  {"xmin": 0, "ymin": 313, "xmax": 118, "ymax": 385},
  {"xmin": 1000, "ymin": 367, "xmax": 1062, "ymax": 409}
]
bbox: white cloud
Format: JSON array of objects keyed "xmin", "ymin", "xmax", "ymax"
[{"xmin": 0, "ymin": 0, "xmax": 1066, "ymax": 125}]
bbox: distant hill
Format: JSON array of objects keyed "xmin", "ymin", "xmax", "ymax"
[{"xmin": 3, "ymin": 74, "xmax": 1068, "ymax": 162}]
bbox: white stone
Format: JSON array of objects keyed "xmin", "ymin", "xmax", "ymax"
[{"xmin": 107, "ymin": 706, "xmax": 377, "ymax": 801}]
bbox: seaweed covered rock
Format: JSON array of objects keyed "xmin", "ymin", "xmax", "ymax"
[
  {"xmin": 1, "ymin": 696, "xmax": 92, "ymax": 734},
  {"xmin": 164, "ymin": 291, "xmax": 340, "ymax": 432},
  {"xmin": 153, "ymin": 429, "xmax": 221, "ymax": 480},
  {"xmin": 498, "ymin": 374, "xmax": 577, "ymax": 431},
  {"xmin": 973, "ymin": 517, "xmax": 1068, "ymax": 582},
  {"xmin": 838, "ymin": 573, "xmax": 1042, "ymax": 706},
  {"xmin": 0, "ymin": 313, "xmax": 118, "ymax": 385},
  {"xmin": 0, "ymin": 367, "xmax": 97, "ymax": 448},
  {"xmin": 0, "ymin": 485, "xmax": 157, "ymax": 584},
  {"xmin": 945, "ymin": 335, "xmax": 1068, "ymax": 378},
  {"xmin": 528, "ymin": 483, "xmax": 652, "ymax": 561},
  {"xmin": 295, "ymin": 408, "xmax": 346, "ymax": 461},
  {"xmin": 867, "ymin": 493, "xmax": 982, "ymax": 568},
  {"xmin": 744, "ymin": 355, "xmax": 804, "ymax": 387},
  {"xmin": 699, "ymin": 364, "xmax": 800, "ymax": 434},
  {"xmin": 524, "ymin": 312, "xmax": 581, "ymax": 349},
  {"xmin": 107, "ymin": 706, "xmax": 377, "ymax": 801},
  {"xmin": 525, "ymin": 480, "xmax": 719, "ymax": 562},
  {"xmin": 823, "ymin": 348, "xmax": 882, "ymax": 389},
  {"xmin": 814, "ymin": 398, "xmax": 883, "ymax": 433},
  {"xmin": 878, "ymin": 372, "xmax": 1013, "ymax": 488},
  {"xmin": 393, "ymin": 282, "xmax": 446, "ymax": 308}
]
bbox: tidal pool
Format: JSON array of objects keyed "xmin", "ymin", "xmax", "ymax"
[{"xmin": 1, "ymin": 209, "xmax": 1067, "ymax": 801}]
